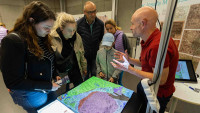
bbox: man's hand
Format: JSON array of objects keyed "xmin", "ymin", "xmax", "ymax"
[
  {"xmin": 108, "ymin": 77, "xmax": 114, "ymax": 83},
  {"xmin": 99, "ymin": 72, "xmax": 105, "ymax": 78},
  {"xmin": 114, "ymin": 50, "xmax": 129, "ymax": 62},
  {"xmin": 111, "ymin": 56, "xmax": 130, "ymax": 72}
]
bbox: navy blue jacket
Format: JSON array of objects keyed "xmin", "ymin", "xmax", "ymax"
[
  {"xmin": 77, "ymin": 16, "xmax": 104, "ymax": 58},
  {"xmin": 0, "ymin": 33, "xmax": 57, "ymax": 91}
]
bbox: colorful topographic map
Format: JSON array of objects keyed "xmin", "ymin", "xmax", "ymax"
[{"xmin": 57, "ymin": 77, "xmax": 134, "ymax": 113}]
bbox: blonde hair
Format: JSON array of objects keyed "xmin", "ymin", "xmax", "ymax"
[
  {"xmin": 51, "ymin": 12, "xmax": 76, "ymax": 37},
  {"xmin": 105, "ymin": 19, "xmax": 121, "ymax": 30}
]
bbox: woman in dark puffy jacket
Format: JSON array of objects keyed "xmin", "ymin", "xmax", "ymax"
[{"xmin": 0, "ymin": 1, "xmax": 60, "ymax": 113}]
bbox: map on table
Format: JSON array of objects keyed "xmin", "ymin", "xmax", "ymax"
[{"xmin": 57, "ymin": 76, "xmax": 134, "ymax": 113}]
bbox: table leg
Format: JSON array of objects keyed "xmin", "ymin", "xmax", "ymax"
[{"xmin": 169, "ymin": 97, "xmax": 178, "ymax": 113}]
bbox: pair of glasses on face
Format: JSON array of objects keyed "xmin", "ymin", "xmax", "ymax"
[{"xmin": 86, "ymin": 10, "xmax": 97, "ymax": 14}]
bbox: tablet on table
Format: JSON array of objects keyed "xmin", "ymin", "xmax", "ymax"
[{"xmin": 175, "ymin": 59, "xmax": 197, "ymax": 82}]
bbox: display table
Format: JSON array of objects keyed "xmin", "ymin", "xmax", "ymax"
[
  {"xmin": 169, "ymin": 78, "xmax": 200, "ymax": 113},
  {"xmin": 38, "ymin": 77, "xmax": 142, "ymax": 113}
]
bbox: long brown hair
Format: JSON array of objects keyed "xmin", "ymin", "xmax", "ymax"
[{"xmin": 10, "ymin": 1, "xmax": 56, "ymax": 59}]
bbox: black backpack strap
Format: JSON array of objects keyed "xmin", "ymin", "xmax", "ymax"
[
  {"xmin": 10, "ymin": 32, "xmax": 28, "ymax": 79},
  {"xmin": 122, "ymin": 33, "xmax": 131, "ymax": 54}
]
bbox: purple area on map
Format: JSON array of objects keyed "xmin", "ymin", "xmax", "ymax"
[
  {"xmin": 78, "ymin": 92, "xmax": 118, "ymax": 113},
  {"xmin": 114, "ymin": 87, "xmax": 123, "ymax": 95}
]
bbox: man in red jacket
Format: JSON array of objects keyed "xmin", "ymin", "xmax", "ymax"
[{"xmin": 111, "ymin": 6, "xmax": 179, "ymax": 113}]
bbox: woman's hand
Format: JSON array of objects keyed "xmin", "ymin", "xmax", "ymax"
[
  {"xmin": 51, "ymin": 83, "xmax": 60, "ymax": 91},
  {"xmin": 56, "ymin": 76, "xmax": 61, "ymax": 81}
]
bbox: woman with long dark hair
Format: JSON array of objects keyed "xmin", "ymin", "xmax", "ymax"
[{"xmin": 0, "ymin": 1, "xmax": 60, "ymax": 112}]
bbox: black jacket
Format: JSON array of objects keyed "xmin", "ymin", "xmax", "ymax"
[
  {"xmin": 0, "ymin": 33, "xmax": 57, "ymax": 91},
  {"xmin": 77, "ymin": 16, "xmax": 104, "ymax": 58}
]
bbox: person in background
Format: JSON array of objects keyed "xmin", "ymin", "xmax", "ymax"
[
  {"xmin": 96, "ymin": 33, "xmax": 121, "ymax": 83},
  {"xmin": 0, "ymin": 22, "xmax": 8, "ymax": 46},
  {"xmin": 77, "ymin": 1, "xmax": 104, "ymax": 80},
  {"xmin": 50, "ymin": 12, "xmax": 85, "ymax": 92},
  {"xmin": 105, "ymin": 19, "xmax": 131, "ymax": 85},
  {"xmin": 105, "ymin": 19, "xmax": 130, "ymax": 54},
  {"xmin": 111, "ymin": 6, "xmax": 179, "ymax": 113},
  {"xmin": 0, "ymin": 1, "xmax": 61, "ymax": 113}
]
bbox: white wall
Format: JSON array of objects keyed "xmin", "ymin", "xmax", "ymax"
[
  {"xmin": 66, "ymin": 0, "xmax": 112, "ymax": 15},
  {"xmin": 0, "ymin": 0, "xmax": 25, "ymax": 29},
  {"xmin": 0, "ymin": 0, "xmax": 60, "ymax": 30},
  {"xmin": 117, "ymin": 0, "xmax": 142, "ymax": 33}
]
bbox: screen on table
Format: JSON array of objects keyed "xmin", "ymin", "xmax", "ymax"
[
  {"xmin": 175, "ymin": 60, "xmax": 197, "ymax": 82},
  {"xmin": 175, "ymin": 60, "xmax": 190, "ymax": 80}
]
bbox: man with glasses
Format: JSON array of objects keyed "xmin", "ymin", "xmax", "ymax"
[{"xmin": 77, "ymin": 1, "xmax": 104, "ymax": 80}]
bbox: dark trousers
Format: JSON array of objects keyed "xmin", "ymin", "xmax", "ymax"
[
  {"xmin": 68, "ymin": 65, "xmax": 83, "ymax": 86},
  {"xmin": 85, "ymin": 55, "xmax": 97, "ymax": 80},
  {"xmin": 137, "ymin": 82, "xmax": 172, "ymax": 113},
  {"xmin": 66, "ymin": 65, "xmax": 83, "ymax": 91}
]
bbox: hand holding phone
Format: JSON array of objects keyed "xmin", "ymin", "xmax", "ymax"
[{"xmin": 55, "ymin": 75, "xmax": 70, "ymax": 86}]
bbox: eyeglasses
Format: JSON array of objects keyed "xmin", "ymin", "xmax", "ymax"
[{"xmin": 86, "ymin": 10, "xmax": 97, "ymax": 14}]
